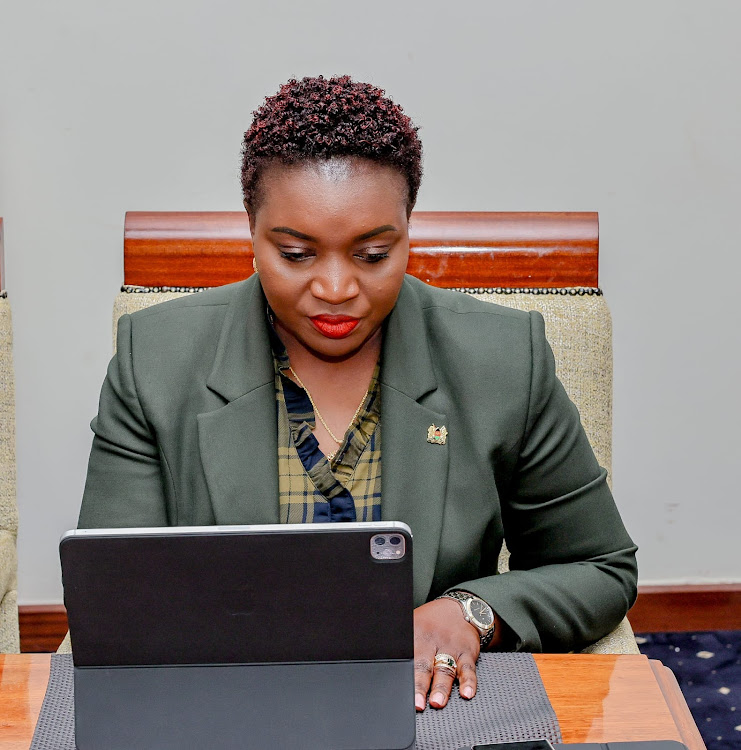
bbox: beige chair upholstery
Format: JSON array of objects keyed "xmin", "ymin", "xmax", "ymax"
[
  {"xmin": 461, "ymin": 290, "xmax": 613, "ymax": 481},
  {"xmin": 463, "ymin": 290, "xmax": 637, "ymax": 654},
  {"xmin": 114, "ymin": 288, "xmax": 613, "ymax": 479},
  {"xmin": 0, "ymin": 293, "xmax": 19, "ymax": 653},
  {"xmin": 114, "ymin": 288, "xmax": 613, "ymax": 476},
  {"xmin": 107, "ymin": 284, "xmax": 638, "ymax": 656}
]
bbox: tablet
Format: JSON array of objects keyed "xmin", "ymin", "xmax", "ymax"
[{"xmin": 61, "ymin": 522, "xmax": 415, "ymax": 750}]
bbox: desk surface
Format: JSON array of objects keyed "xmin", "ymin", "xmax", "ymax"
[{"xmin": 0, "ymin": 653, "xmax": 705, "ymax": 750}]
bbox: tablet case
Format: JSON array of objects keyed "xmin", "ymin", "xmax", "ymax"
[
  {"xmin": 61, "ymin": 523, "xmax": 415, "ymax": 750},
  {"xmin": 458, "ymin": 742, "xmax": 689, "ymax": 750}
]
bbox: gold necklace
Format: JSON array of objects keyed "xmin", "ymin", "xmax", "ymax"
[{"xmin": 288, "ymin": 366, "xmax": 368, "ymax": 459}]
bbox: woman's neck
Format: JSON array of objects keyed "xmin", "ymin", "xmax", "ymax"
[
  {"xmin": 275, "ymin": 323, "xmax": 382, "ymax": 389},
  {"xmin": 275, "ymin": 324, "xmax": 382, "ymax": 458}
]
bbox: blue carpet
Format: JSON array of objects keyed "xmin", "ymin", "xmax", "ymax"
[{"xmin": 636, "ymin": 631, "xmax": 741, "ymax": 750}]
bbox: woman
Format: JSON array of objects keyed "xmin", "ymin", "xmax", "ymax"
[{"xmin": 79, "ymin": 75, "xmax": 637, "ymax": 712}]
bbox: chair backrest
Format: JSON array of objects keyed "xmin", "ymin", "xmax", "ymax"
[
  {"xmin": 115, "ymin": 211, "xmax": 611, "ymax": 479},
  {"xmin": 108, "ymin": 210, "xmax": 637, "ymax": 657},
  {"xmin": 0, "ymin": 218, "xmax": 20, "ymax": 653}
]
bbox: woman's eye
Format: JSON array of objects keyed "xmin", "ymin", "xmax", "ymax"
[
  {"xmin": 356, "ymin": 250, "xmax": 390, "ymax": 263},
  {"xmin": 279, "ymin": 249, "xmax": 313, "ymax": 262}
]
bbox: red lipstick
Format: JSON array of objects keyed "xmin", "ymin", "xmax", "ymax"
[{"xmin": 310, "ymin": 315, "xmax": 360, "ymax": 339}]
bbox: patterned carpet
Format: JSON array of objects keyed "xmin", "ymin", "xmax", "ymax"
[{"xmin": 636, "ymin": 631, "xmax": 741, "ymax": 750}]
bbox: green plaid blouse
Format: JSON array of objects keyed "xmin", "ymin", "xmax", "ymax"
[{"xmin": 272, "ymin": 337, "xmax": 382, "ymax": 524}]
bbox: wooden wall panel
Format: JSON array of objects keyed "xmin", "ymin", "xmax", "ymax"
[
  {"xmin": 19, "ymin": 586, "xmax": 741, "ymax": 651},
  {"xmin": 18, "ymin": 606, "xmax": 68, "ymax": 653},
  {"xmin": 628, "ymin": 585, "xmax": 741, "ymax": 633},
  {"xmin": 124, "ymin": 211, "xmax": 599, "ymax": 288}
]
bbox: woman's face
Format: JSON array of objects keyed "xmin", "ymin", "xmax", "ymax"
[{"xmin": 248, "ymin": 157, "xmax": 410, "ymax": 361}]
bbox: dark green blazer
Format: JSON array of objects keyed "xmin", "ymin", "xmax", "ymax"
[{"xmin": 79, "ymin": 275, "xmax": 637, "ymax": 652}]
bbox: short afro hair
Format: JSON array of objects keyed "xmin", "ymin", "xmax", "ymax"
[{"xmin": 241, "ymin": 75, "xmax": 422, "ymax": 214}]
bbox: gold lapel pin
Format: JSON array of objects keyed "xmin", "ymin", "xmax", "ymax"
[{"xmin": 427, "ymin": 424, "xmax": 448, "ymax": 445}]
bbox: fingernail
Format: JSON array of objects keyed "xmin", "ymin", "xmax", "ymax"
[
  {"xmin": 415, "ymin": 693, "xmax": 426, "ymax": 711},
  {"xmin": 461, "ymin": 686, "xmax": 474, "ymax": 699},
  {"xmin": 431, "ymin": 692, "xmax": 445, "ymax": 707}
]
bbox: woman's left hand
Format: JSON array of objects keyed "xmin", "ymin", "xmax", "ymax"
[{"xmin": 413, "ymin": 598, "xmax": 481, "ymax": 711}]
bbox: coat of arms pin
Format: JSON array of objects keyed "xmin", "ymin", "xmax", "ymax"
[{"xmin": 426, "ymin": 424, "xmax": 448, "ymax": 445}]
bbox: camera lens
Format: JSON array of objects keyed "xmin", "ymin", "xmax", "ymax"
[
  {"xmin": 374, "ymin": 536, "xmax": 386, "ymax": 545},
  {"xmin": 389, "ymin": 536, "xmax": 401, "ymax": 546}
]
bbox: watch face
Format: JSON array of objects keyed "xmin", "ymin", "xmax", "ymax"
[{"xmin": 468, "ymin": 598, "xmax": 494, "ymax": 629}]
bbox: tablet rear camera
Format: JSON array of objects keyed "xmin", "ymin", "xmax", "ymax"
[{"xmin": 370, "ymin": 533, "xmax": 406, "ymax": 560}]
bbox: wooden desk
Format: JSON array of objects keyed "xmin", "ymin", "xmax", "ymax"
[{"xmin": 0, "ymin": 654, "xmax": 705, "ymax": 750}]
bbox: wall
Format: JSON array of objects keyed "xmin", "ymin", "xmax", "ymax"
[{"xmin": 1, "ymin": 0, "xmax": 739, "ymax": 603}]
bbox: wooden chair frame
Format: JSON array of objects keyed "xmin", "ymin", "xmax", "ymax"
[{"xmin": 123, "ymin": 211, "xmax": 599, "ymax": 289}]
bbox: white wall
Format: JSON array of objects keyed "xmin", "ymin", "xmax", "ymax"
[{"xmin": 1, "ymin": 0, "xmax": 739, "ymax": 603}]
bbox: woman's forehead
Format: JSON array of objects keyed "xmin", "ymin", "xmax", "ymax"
[
  {"xmin": 254, "ymin": 158, "xmax": 409, "ymax": 232},
  {"xmin": 261, "ymin": 157, "xmax": 406, "ymax": 192},
  {"xmin": 311, "ymin": 158, "xmax": 354, "ymax": 183}
]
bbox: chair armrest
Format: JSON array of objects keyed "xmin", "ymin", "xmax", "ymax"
[
  {"xmin": 0, "ymin": 531, "xmax": 19, "ymax": 653},
  {"xmin": 581, "ymin": 617, "xmax": 640, "ymax": 655},
  {"xmin": 57, "ymin": 631, "xmax": 72, "ymax": 654}
]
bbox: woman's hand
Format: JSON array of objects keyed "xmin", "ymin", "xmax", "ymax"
[{"xmin": 413, "ymin": 598, "xmax": 481, "ymax": 711}]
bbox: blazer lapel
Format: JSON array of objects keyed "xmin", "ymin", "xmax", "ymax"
[
  {"xmin": 197, "ymin": 277, "xmax": 280, "ymax": 525},
  {"xmin": 381, "ymin": 279, "xmax": 449, "ymax": 605}
]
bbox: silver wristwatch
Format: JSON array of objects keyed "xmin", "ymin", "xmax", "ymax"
[{"xmin": 438, "ymin": 590, "xmax": 496, "ymax": 648}]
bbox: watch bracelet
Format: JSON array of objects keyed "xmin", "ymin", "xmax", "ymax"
[{"xmin": 437, "ymin": 590, "xmax": 496, "ymax": 648}]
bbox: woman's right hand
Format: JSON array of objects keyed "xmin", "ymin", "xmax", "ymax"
[{"xmin": 413, "ymin": 598, "xmax": 481, "ymax": 711}]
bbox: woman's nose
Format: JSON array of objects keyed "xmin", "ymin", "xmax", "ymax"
[{"xmin": 310, "ymin": 258, "xmax": 360, "ymax": 305}]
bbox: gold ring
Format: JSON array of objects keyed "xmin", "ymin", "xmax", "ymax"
[{"xmin": 433, "ymin": 652, "xmax": 457, "ymax": 676}]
